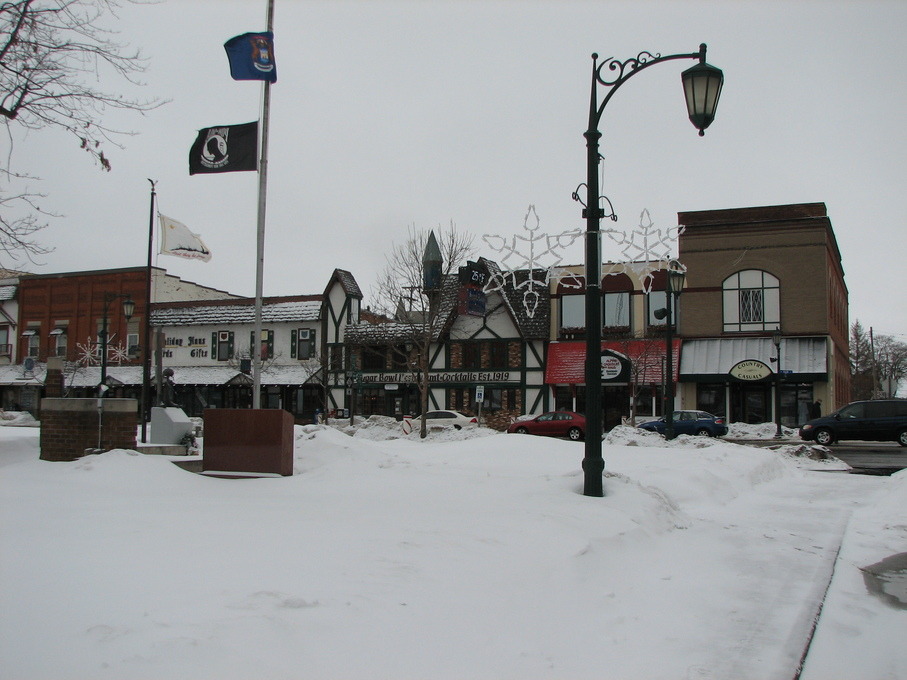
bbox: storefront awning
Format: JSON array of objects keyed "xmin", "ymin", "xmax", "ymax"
[
  {"xmin": 545, "ymin": 339, "xmax": 681, "ymax": 385},
  {"xmin": 679, "ymin": 337, "xmax": 827, "ymax": 378}
]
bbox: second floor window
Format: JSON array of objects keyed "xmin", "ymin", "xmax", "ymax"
[
  {"xmin": 723, "ymin": 270, "xmax": 780, "ymax": 332},
  {"xmin": 560, "ymin": 294, "xmax": 584, "ymax": 329},
  {"xmin": 647, "ymin": 290, "xmax": 676, "ymax": 328},
  {"xmin": 291, "ymin": 329, "xmax": 317, "ymax": 360},
  {"xmin": 54, "ymin": 331, "xmax": 67, "ymax": 357},
  {"xmin": 250, "ymin": 330, "xmax": 274, "ymax": 360},
  {"xmin": 212, "ymin": 331, "xmax": 234, "ymax": 361},
  {"xmin": 603, "ymin": 292, "xmax": 630, "ymax": 328}
]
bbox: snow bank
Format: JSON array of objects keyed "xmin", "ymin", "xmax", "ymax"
[
  {"xmin": 0, "ymin": 422, "xmax": 896, "ymax": 679},
  {"xmin": 0, "ymin": 409, "xmax": 39, "ymax": 427}
]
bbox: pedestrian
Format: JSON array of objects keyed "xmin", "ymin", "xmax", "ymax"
[{"xmin": 810, "ymin": 399, "xmax": 822, "ymax": 419}]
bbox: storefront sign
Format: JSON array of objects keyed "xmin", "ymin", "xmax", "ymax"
[
  {"xmin": 600, "ymin": 349, "xmax": 631, "ymax": 382},
  {"xmin": 729, "ymin": 360, "xmax": 772, "ymax": 381},
  {"xmin": 360, "ymin": 370, "xmax": 516, "ymax": 384}
]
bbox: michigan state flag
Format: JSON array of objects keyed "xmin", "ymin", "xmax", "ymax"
[
  {"xmin": 224, "ymin": 32, "xmax": 277, "ymax": 83},
  {"xmin": 189, "ymin": 121, "xmax": 258, "ymax": 175}
]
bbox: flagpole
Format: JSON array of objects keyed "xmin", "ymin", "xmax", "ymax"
[
  {"xmin": 252, "ymin": 0, "xmax": 275, "ymax": 409},
  {"xmin": 142, "ymin": 179, "xmax": 156, "ymax": 442}
]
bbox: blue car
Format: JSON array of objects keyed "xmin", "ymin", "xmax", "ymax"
[{"xmin": 638, "ymin": 410, "xmax": 728, "ymax": 437}]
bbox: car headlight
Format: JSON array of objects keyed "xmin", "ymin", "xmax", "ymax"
[{"xmin": 801, "ymin": 424, "xmax": 813, "ymax": 431}]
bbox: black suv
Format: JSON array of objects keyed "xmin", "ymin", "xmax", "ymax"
[{"xmin": 799, "ymin": 399, "xmax": 907, "ymax": 446}]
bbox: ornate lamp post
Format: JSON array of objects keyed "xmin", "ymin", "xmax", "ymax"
[
  {"xmin": 659, "ymin": 267, "xmax": 686, "ymax": 440},
  {"xmin": 772, "ymin": 327, "xmax": 783, "ymax": 438},
  {"xmin": 581, "ymin": 44, "xmax": 722, "ymax": 496},
  {"xmin": 99, "ymin": 293, "xmax": 135, "ymax": 394}
]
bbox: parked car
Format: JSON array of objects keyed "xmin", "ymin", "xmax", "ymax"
[
  {"xmin": 637, "ymin": 410, "xmax": 728, "ymax": 437},
  {"xmin": 507, "ymin": 411, "xmax": 586, "ymax": 441},
  {"xmin": 421, "ymin": 410, "xmax": 478, "ymax": 430},
  {"xmin": 799, "ymin": 399, "xmax": 907, "ymax": 446}
]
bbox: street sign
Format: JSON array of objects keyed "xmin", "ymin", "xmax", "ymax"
[{"xmin": 475, "ymin": 385, "xmax": 485, "ymax": 403}]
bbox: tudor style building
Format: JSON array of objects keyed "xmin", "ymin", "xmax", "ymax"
[{"xmin": 343, "ymin": 259, "xmax": 548, "ymax": 429}]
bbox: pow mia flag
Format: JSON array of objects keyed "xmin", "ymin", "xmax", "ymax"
[{"xmin": 188, "ymin": 121, "xmax": 258, "ymax": 175}]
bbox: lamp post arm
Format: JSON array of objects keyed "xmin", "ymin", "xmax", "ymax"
[{"xmin": 589, "ymin": 45, "xmax": 706, "ymax": 130}]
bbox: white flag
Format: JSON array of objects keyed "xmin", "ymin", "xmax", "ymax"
[{"xmin": 159, "ymin": 214, "xmax": 212, "ymax": 262}]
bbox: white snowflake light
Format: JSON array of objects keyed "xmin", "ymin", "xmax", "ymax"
[
  {"xmin": 76, "ymin": 338, "xmax": 100, "ymax": 366},
  {"xmin": 603, "ymin": 209, "xmax": 686, "ymax": 293},
  {"xmin": 482, "ymin": 205, "xmax": 583, "ymax": 318}
]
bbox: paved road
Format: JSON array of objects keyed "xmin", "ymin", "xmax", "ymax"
[{"xmin": 820, "ymin": 441, "xmax": 906, "ymax": 474}]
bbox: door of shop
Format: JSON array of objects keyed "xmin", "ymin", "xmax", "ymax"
[{"xmin": 730, "ymin": 382, "xmax": 770, "ymax": 424}]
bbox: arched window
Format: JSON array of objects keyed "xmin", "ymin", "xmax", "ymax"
[{"xmin": 723, "ymin": 270, "xmax": 780, "ymax": 332}]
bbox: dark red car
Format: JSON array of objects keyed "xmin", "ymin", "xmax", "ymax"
[{"xmin": 507, "ymin": 411, "xmax": 586, "ymax": 441}]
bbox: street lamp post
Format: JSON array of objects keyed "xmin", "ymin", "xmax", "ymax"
[
  {"xmin": 99, "ymin": 293, "xmax": 135, "ymax": 395},
  {"xmin": 659, "ymin": 267, "xmax": 686, "ymax": 440},
  {"xmin": 772, "ymin": 327, "xmax": 783, "ymax": 438},
  {"xmin": 581, "ymin": 44, "xmax": 723, "ymax": 496}
]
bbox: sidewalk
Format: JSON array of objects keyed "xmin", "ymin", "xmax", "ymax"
[{"xmin": 799, "ymin": 469, "xmax": 907, "ymax": 678}]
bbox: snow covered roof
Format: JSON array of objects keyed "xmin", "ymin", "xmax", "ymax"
[
  {"xmin": 346, "ymin": 262, "xmax": 550, "ymax": 346},
  {"xmin": 152, "ymin": 300, "xmax": 322, "ymax": 326},
  {"xmin": 329, "ymin": 269, "xmax": 362, "ymax": 299}
]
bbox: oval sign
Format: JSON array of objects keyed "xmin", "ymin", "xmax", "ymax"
[{"xmin": 729, "ymin": 359, "xmax": 772, "ymax": 381}]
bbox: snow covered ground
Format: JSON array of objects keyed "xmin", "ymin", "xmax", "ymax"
[{"xmin": 1, "ymin": 415, "xmax": 904, "ymax": 679}]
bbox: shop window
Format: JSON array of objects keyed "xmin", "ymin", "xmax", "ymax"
[
  {"xmin": 292, "ymin": 329, "xmax": 317, "ymax": 359},
  {"xmin": 49, "ymin": 326, "xmax": 68, "ymax": 357},
  {"xmin": 360, "ymin": 346, "xmax": 386, "ymax": 371},
  {"xmin": 603, "ymin": 291, "xmax": 630, "ymax": 328},
  {"xmin": 212, "ymin": 331, "xmax": 235, "ymax": 361},
  {"xmin": 646, "ymin": 290, "xmax": 677, "ymax": 328},
  {"xmin": 23, "ymin": 328, "xmax": 40, "ymax": 358},
  {"xmin": 480, "ymin": 388, "xmax": 516, "ymax": 412},
  {"xmin": 329, "ymin": 345, "xmax": 344, "ymax": 371},
  {"xmin": 489, "ymin": 342, "xmax": 509, "ymax": 369},
  {"xmin": 249, "ymin": 330, "xmax": 274, "ymax": 360},
  {"xmin": 462, "ymin": 343, "xmax": 481, "ymax": 370},
  {"xmin": 560, "ymin": 294, "xmax": 584, "ymax": 329},
  {"xmin": 723, "ymin": 270, "xmax": 780, "ymax": 332},
  {"xmin": 696, "ymin": 383, "xmax": 725, "ymax": 417}
]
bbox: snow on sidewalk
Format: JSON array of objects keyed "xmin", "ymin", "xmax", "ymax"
[{"xmin": 0, "ymin": 421, "xmax": 900, "ymax": 679}]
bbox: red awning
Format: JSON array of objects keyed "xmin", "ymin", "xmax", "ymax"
[{"xmin": 545, "ymin": 339, "xmax": 681, "ymax": 384}]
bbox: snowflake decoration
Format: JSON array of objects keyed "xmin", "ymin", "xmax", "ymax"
[
  {"xmin": 602, "ymin": 209, "xmax": 686, "ymax": 293},
  {"xmin": 75, "ymin": 335, "xmax": 129, "ymax": 367},
  {"xmin": 107, "ymin": 343, "xmax": 130, "ymax": 365},
  {"xmin": 76, "ymin": 338, "xmax": 100, "ymax": 366},
  {"xmin": 482, "ymin": 205, "xmax": 584, "ymax": 318}
]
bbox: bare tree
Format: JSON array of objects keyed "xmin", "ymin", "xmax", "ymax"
[
  {"xmin": 850, "ymin": 320, "xmax": 875, "ymax": 400},
  {"xmin": 873, "ymin": 333, "xmax": 907, "ymax": 398},
  {"xmin": 368, "ymin": 222, "xmax": 476, "ymax": 437},
  {"xmin": 1, "ymin": 0, "xmax": 164, "ymax": 263}
]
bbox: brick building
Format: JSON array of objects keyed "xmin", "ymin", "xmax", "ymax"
[{"xmin": 677, "ymin": 202, "xmax": 849, "ymax": 425}]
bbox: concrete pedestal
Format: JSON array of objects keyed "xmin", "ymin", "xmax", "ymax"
[{"xmin": 150, "ymin": 407, "xmax": 193, "ymax": 445}]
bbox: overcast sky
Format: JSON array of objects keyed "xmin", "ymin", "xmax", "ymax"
[{"xmin": 6, "ymin": 0, "xmax": 906, "ymax": 338}]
